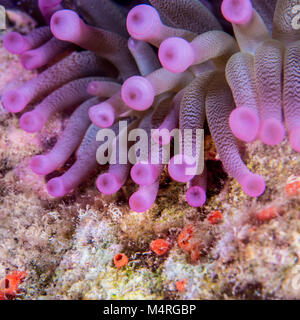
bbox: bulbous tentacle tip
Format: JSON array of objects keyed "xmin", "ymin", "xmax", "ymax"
[
  {"xmin": 186, "ymin": 186, "xmax": 206, "ymax": 208},
  {"xmin": 3, "ymin": 32, "xmax": 29, "ymax": 54},
  {"xmin": 46, "ymin": 177, "xmax": 68, "ymax": 197},
  {"xmin": 129, "ymin": 191, "xmax": 152, "ymax": 212},
  {"xmin": 2, "ymin": 90, "xmax": 28, "ymax": 113},
  {"xmin": 50, "ymin": 9, "xmax": 82, "ymax": 41},
  {"xmin": 127, "ymin": 38, "xmax": 139, "ymax": 50},
  {"xmin": 240, "ymin": 173, "xmax": 266, "ymax": 197},
  {"xmin": 19, "ymin": 111, "xmax": 44, "ymax": 133},
  {"xmin": 221, "ymin": 0, "xmax": 253, "ymax": 25},
  {"xmin": 121, "ymin": 76, "xmax": 155, "ymax": 110},
  {"xmin": 96, "ymin": 173, "xmax": 121, "ymax": 195},
  {"xmin": 87, "ymin": 82, "xmax": 101, "ymax": 96},
  {"xmin": 88, "ymin": 103, "xmax": 115, "ymax": 128},
  {"xmin": 289, "ymin": 127, "xmax": 300, "ymax": 153},
  {"xmin": 30, "ymin": 155, "xmax": 53, "ymax": 176},
  {"xmin": 126, "ymin": 4, "xmax": 160, "ymax": 40},
  {"xmin": 20, "ymin": 51, "xmax": 43, "ymax": 70},
  {"xmin": 152, "ymin": 128, "xmax": 172, "ymax": 146},
  {"xmin": 168, "ymin": 154, "xmax": 196, "ymax": 183},
  {"xmin": 259, "ymin": 119, "xmax": 285, "ymax": 146},
  {"xmin": 229, "ymin": 107, "xmax": 260, "ymax": 142},
  {"xmin": 131, "ymin": 162, "xmax": 160, "ymax": 186},
  {"xmin": 159, "ymin": 37, "xmax": 194, "ymax": 73}
]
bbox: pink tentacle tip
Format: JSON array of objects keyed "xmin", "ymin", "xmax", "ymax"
[
  {"xmin": 96, "ymin": 173, "xmax": 121, "ymax": 195},
  {"xmin": 2, "ymin": 89, "xmax": 29, "ymax": 113},
  {"xmin": 128, "ymin": 37, "xmax": 139, "ymax": 50},
  {"xmin": 46, "ymin": 177, "xmax": 68, "ymax": 197},
  {"xmin": 3, "ymin": 32, "xmax": 30, "ymax": 54},
  {"xmin": 30, "ymin": 155, "xmax": 54, "ymax": 175},
  {"xmin": 129, "ymin": 189, "xmax": 156, "ymax": 212},
  {"xmin": 131, "ymin": 162, "xmax": 160, "ymax": 186},
  {"xmin": 259, "ymin": 118, "xmax": 285, "ymax": 146},
  {"xmin": 186, "ymin": 186, "xmax": 206, "ymax": 207},
  {"xmin": 20, "ymin": 51, "xmax": 43, "ymax": 70},
  {"xmin": 152, "ymin": 128, "xmax": 172, "ymax": 146},
  {"xmin": 221, "ymin": 0, "xmax": 253, "ymax": 25},
  {"xmin": 87, "ymin": 82, "xmax": 102, "ymax": 96},
  {"xmin": 126, "ymin": 4, "xmax": 161, "ymax": 40},
  {"xmin": 229, "ymin": 107, "xmax": 260, "ymax": 142},
  {"xmin": 19, "ymin": 111, "xmax": 45, "ymax": 133},
  {"xmin": 159, "ymin": 37, "xmax": 194, "ymax": 73},
  {"xmin": 121, "ymin": 76, "xmax": 155, "ymax": 110},
  {"xmin": 50, "ymin": 10, "xmax": 82, "ymax": 41},
  {"xmin": 168, "ymin": 154, "xmax": 197, "ymax": 183},
  {"xmin": 289, "ymin": 127, "xmax": 300, "ymax": 153},
  {"xmin": 240, "ymin": 173, "xmax": 266, "ymax": 197},
  {"xmin": 88, "ymin": 103, "xmax": 115, "ymax": 128}
]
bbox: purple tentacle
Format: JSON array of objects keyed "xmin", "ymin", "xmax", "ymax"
[
  {"xmin": 2, "ymin": 51, "xmax": 116, "ymax": 113},
  {"xmin": 50, "ymin": 9, "xmax": 138, "ymax": 79},
  {"xmin": 19, "ymin": 77, "xmax": 113, "ymax": 133},
  {"xmin": 30, "ymin": 97, "xmax": 99, "ymax": 176},
  {"xmin": 206, "ymin": 73, "xmax": 265, "ymax": 197},
  {"xmin": 3, "ymin": 26, "xmax": 52, "ymax": 54}
]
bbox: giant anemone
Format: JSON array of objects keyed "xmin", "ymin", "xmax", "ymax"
[{"xmin": 1, "ymin": 0, "xmax": 299, "ymax": 212}]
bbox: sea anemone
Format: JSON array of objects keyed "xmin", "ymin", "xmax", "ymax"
[{"xmin": 2, "ymin": 0, "xmax": 299, "ymax": 212}]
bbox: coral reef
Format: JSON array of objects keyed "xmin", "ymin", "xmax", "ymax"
[{"xmin": 0, "ymin": 0, "xmax": 299, "ymax": 300}]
